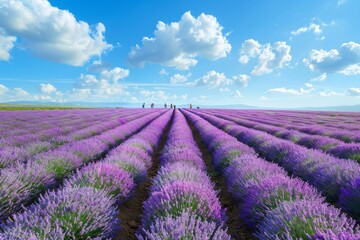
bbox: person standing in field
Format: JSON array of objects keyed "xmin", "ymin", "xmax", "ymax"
[
  {"xmin": 151, "ymin": 103, "xmax": 154, "ymax": 108},
  {"xmin": 142, "ymin": 102, "xmax": 145, "ymax": 108},
  {"xmin": 189, "ymin": 103, "xmax": 192, "ymax": 109},
  {"xmin": 164, "ymin": 103, "xmax": 167, "ymax": 108}
]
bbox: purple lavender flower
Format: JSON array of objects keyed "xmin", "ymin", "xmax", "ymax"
[
  {"xmin": 141, "ymin": 181, "xmax": 226, "ymax": 229},
  {"xmin": 0, "ymin": 146, "xmax": 29, "ymax": 168},
  {"xmin": 1, "ymin": 186, "xmax": 119, "ymax": 239},
  {"xmin": 330, "ymin": 143, "xmax": 360, "ymax": 162},
  {"xmin": 33, "ymin": 150, "xmax": 82, "ymax": 180},
  {"xmin": 241, "ymin": 175, "xmax": 323, "ymax": 229},
  {"xmin": 105, "ymin": 154, "xmax": 148, "ymax": 183},
  {"xmin": 339, "ymin": 178, "xmax": 360, "ymax": 221},
  {"xmin": 255, "ymin": 200, "xmax": 359, "ymax": 240},
  {"xmin": 137, "ymin": 211, "xmax": 231, "ymax": 240},
  {"xmin": 150, "ymin": 162, "xmax": 214, "ymax": 193},
  {"xmin": 65, "ymin": 162, "xmax": 135, "ymax": 203}
]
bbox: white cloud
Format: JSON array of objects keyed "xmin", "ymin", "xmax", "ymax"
[
  {"xmin": 232, "ymin": 74, "xmax": 251, "ymax": 87},
  {"xmin": 318, "ymin": 89, "xmax": 344, "ymax": 97},
  {"xmin": 128, "ymin": 11, "xmax": 231, "ymax": 70},
  {"xmin": 0, "ymin": 29, "xmax": 16, "ymax": 61},
  {"xmin": 71, "ymin": 67, "xmax": 131, "ymax": 101},
  {"xmin": 303, "ymin": 41, "xmax": 360, "ymax": 75},
  {"xmin": 338, "ymin": 0, "xmax": 347, "ymax": 5},
  {"xmin": 139, "ymin": 90, "xmax": 187, "ymax": 102},
  {"xmin": 267, "ymin": 84, "xmax": 315, "ymax": 96},
  {"xmin": 239, "ymin": 39, "xmax": 261, "ymax": 64},
  {"xmin": 0, "ymin": 0, "xmax": 112, "ymax": 66},
  {"xmin": 39, "ymin": 83, "xmax": 56, "ymax": 94},
  {"xmin": 311, "ymin": 73, "xmax": 327, "ymax": 82},
  {"xmin": 339, "ymin": 64, "xmax": 360, "ymax": 75},
  {"xmin": 291, "ymin": 23, "xmax": 322, "ymax": 36},
  {"xmin": 159, "ymin": 68, "xmax": 169, "ymax": 75},
  {"xmin": 239, "ymin": 39, "xmax": 291, "ymax": 75},
  {"xmin": 14, "ymin": 88, "xmax": 29, "ymax": 96},
  {"xmin": 347, "ymin": 88, "xmax": 360, "ymax": 96},
  {"xmin": 100, "ymin": 67, "xmax": 129, "ymax": 82},
  {"xmin": 260, "ymin": 96, "xmax": 269, "ymax": 101},
  {"xmin": 305, "ymin": 83, "xmax": 313, "ymax": 88},
  {"xmin": 195, "ymin": 70, "xmax": 231, "ymax": 87},
  {"xmin": 0, "ymin": 84, "xmax": 9, "ymax": 95},
  {"xmin": 232, "ymin": 90, "xmax": 243, "ymax": 98},
  {"xmin": 169, "ymin": 73, "xmax": 188, "ymax": 84}
]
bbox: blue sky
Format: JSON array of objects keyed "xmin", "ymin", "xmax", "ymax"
[{"xmin": 0, "ymin": 0, "xmax": 359, "ymax": 107}]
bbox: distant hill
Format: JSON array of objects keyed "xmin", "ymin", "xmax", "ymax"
[{"xmin": 2, "ymin": 101, "xmax": 360, "ymax": 112}]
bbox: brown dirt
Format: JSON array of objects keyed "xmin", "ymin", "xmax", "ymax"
[
  {"xmin": 185, "ymin": 117, "xmax": 256, "ymax": 240},
  {"xmin": 114, "ymin": 110, "xmax": 174, "ymax": 240}
]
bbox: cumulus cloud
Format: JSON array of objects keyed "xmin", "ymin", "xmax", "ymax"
[
  {"xmin": 267, "ymin": 84, "xmax": 315, "ymax": 95},
  {"xmin": 0, "ymin": 30, "xmax": 16, "ymax": 61},
  {"xmin": 347, "ymin": 88, "xmax": 360, "ymax": 96},
  {"xmin": 159, "ymin": 68, "xmax": 169, "ymax": 75},
  {"xmin": 311, "ymin": 73, "xmax": 327, "ymax": 82},
  {"xmin": 139, "ymin": 90, "xmax": 187, "ymax": 102},
  {"xmin": 303, "ymin": 41, "xmax": 360, "ymax": 75},
  {"xmin": 239, "ymin": 39, "xmax": 291, "ymax": 75},
  {"xmin": 14, "ymin": 88, "xmax": 29, "ymax": 96},
  {"xmin": 128, "ymin": 11, "xmax": 231, "ymax": 70},
  {"xmin": 291, "ymin": 23, "xmax": 322, "ymax": 36},
  {"xmin": 339, "ymin": 64, "xmax": 360, "ymax": 75},
  {"xmin": 0, "ymin": 84, "xmax": 9, "ymax": 95},
  {"xmin": 169, "ymin": 73, "xmax": 188, "ymax": 84},
  {"xmin": 195, "ymin": 70, "xmax": 231, "ymax": 87},
  {"xmin": 0, "ymin": 0, "xmax": 112, "ymax": 66},
  {"xmin": 232, "ymin": 74, "xmax": 251, "ymax": 87},
  {"xmin": 71, "ymin": 67, "xmax": 130, "ymax": 101},
  {"xmin": 318, "ymin": 89, "xmax": 344, "ymax": 97},
  {"xmin": 39, "ymin": 83, "xmax": 56, "ymax": 94},
  {"xmin": 100, "ymin": 67, "xmax": 129, "ymax": 81}
]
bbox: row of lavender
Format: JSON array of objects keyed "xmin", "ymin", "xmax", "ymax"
[
  {"xmin": 1, "ymin": 110, "xmax": 172, "ymax": 238},
  {"xmin": 0, "ymin": 110, "xmax": 166, "ymax": 223},
  {"xmin": 0, "ymin": 111, "xmax": 151, "ymax": 168},
  {"xmin": 205, "ymin": 109, "xmax": 360, "ymax": 162},
  {"xmin": 0, "ymin": 110, "xmax": 154, "ymax": 168},
  {"xmin": 226, "ymin": 109, "xmax": 360, "ymax": 131},
  {"xmin": 137, "ymin": 109, "xmax": 231, "ymax": 239},
  {"xmin": 182, "ymin": 109, "xmax": 360, "ymax": 239},
  {"xmin": 0, "ymin": 109, "xmax": 129, "ymax": 145},
  {"xmin": 261, "ymin": 110, "xmax": 360, "ymax": 131},
  {"xmin": 188, "ymin": 109, "xmax": 360, "ymax": 222},
  {"xmin": 0, "ymin": 109, "xmax": 122, "ymax": 138},
  {"xmin": 221, "ymin": 109, "xmax": 360, "ymax": 143}
]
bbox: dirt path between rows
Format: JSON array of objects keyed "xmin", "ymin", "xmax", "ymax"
[
  {"xmin": 114, "ymin": 111, "xmax": 174, "ymax": 240},
  {"xmin": 185, "ymin": 117, "xmax": 256, "ymax": 240}
]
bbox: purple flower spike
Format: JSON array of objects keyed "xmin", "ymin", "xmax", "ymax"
[
  {"xmin": 65, "ymin": 162, "xmax": 135, "ymax": 203},
  {"xmin": 137, "ymin": 211, "xmax": 231, "ymax": 240},
  {"xmin": 255, "ymin": 200, "xmax": 359, "ymax": 240}
]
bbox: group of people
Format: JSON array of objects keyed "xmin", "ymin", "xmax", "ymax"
[{"xmin": 142, "ymin": 103, "xmax": 195, "ymax": 109}]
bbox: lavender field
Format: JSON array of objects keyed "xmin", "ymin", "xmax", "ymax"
[{"xmin": 0, "ymin": 108, "xmax": 360, "ymax": 239}]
